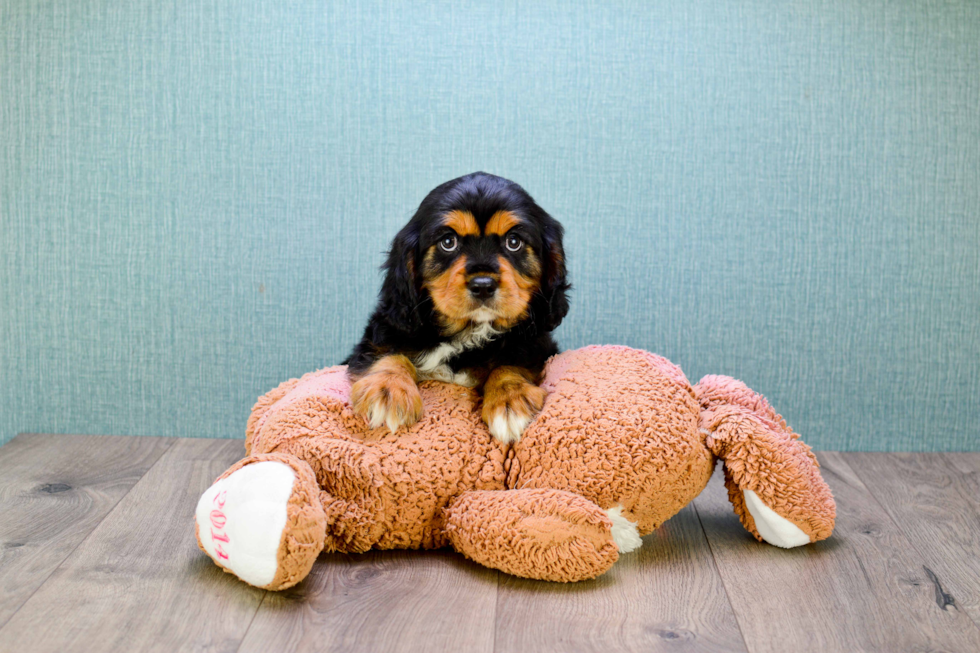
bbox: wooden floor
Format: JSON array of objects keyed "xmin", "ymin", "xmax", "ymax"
[{"xmin": 1, "ymin": 435, "xmax": 979, "ymax": 652}]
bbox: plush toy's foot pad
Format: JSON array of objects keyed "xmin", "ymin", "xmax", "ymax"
[
  {"xmin": 195, "ymin": 453, "xmax": 327, "ymax": 590},
  {"xmin": 742, "ymin": 490, "xmax": 810, "ymax": 548},
  {"xmin": 606, "ymin": 505, "xmax": 643, "ymax": 553}
]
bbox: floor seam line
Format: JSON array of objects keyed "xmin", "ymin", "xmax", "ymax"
[
  {"xmin": 692, "ymin": 480, "xmax": 753, "ymax": 653},
  {"xmin": 0, "ymin": 435, "xmax": 177, "ymax": 633},
  {"xmin": 235, "ymin": 591, "xmax": 271, "ymax": 653},
  {"xmin": 843, "ymin": 452, "xmax": 980, "ymax": 636},
  {"xmin": 491, "ymin": 569, "xmax": 500, "ymax": 653}
]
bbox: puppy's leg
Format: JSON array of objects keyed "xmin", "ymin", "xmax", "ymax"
[
  {"xmin": 350, "ymin": 354, "xmax": 423, "ymax": 433},
  {"xmin": 482, "ymin": 366, "xmax": 547, "ymax": 444}
]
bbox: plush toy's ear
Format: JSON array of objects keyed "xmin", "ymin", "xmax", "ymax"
[
  {"xmin": 535, "ymin": 214, "xmax": 570, "ymax": 332},
  {"xmin": 378, "ymin": 222, "xmax": 424, "ymax": 332}
]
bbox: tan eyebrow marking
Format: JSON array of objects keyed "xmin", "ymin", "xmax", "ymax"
[
  {"xmin": 485, "ymin": 210, "xmax": 521, "ymax": 236},
  {"xmin": 442, "ymin": 210, "xmax": 479, "ymax": 237}
]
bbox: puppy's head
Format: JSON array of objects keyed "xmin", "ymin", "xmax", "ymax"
[{"xmin": 379, "ymin": 172, "xmax": 568, "ymax": 336}]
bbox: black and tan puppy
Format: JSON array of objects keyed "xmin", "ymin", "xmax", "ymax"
[{"xmin": 344, "ymin": 172, "xmax": 569, "ymax": 443}]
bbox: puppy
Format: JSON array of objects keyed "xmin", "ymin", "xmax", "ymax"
[{"xmin": 343, "ymin": 172, "xmax": 569, "ymax": 443}]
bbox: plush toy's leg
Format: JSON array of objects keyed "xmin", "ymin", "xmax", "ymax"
[
  {"xmin": 695, "ymin": 375, "xmax": 836, "ymax": 547},
  {"xmin": 269, "ymin": 436, "xmax": 388, "ymax": 554},
  {"xmin": 444, "ymin": 488, "xmax": 637, "ymax": 582},
  {"xmin": 195, "ymin": 453, "xmax": 327, "ymax": 591}
]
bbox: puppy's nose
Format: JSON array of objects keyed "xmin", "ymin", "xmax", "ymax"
[{"xmin": 467, "ymin": 276, "xmax": 498, "ymax": 300}]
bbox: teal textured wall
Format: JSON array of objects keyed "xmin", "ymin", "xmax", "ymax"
[{"xmin": 2, "ymin": 0, "xmax": 978, "ymax": 450}]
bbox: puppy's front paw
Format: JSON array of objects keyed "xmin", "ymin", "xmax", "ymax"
[
  {"xmin": 482, "ymin": 379, "xmax": 546, "ymax": 444},
  {"xmin": 351, "ymin": 372, "xmax": 423, "ymax": 433}
]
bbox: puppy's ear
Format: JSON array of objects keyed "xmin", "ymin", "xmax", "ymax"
[
  {"xmin": 535, "ymin": 215, "xmax": 570, "ymax": 332},
  {"xmin": 378, "ymin": 222, "xmax": 424, "ymax": 332}
]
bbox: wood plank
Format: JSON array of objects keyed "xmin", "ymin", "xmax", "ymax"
[
  {"xmin": 494, "ymin": 503, "xmax": 748, "ymax": 653},
  {"xmin": 237, "ymin": 549, "xmax": 499, "ymax": 653},
  {"xmin": 0, "ymin": 433, "xmax": 173, "ymax": 628},
  {"xmin": 692, "ymin": 453, "xmax": 980, "ymax": 653},
  {"xmin": 0, "ymin": 437, "xmax": 265, "ymax": 653},
  {"xmin": 847, "ymin": 452, "xmax": 980, "ymax": 628}
]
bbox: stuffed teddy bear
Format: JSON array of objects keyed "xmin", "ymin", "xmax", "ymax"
[{"xmin": 195, "ymin": 345, "xmax": 835, "ymax": 590}]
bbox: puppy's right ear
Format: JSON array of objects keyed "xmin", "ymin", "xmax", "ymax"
[{"xmin": 378, "ymin": 222, "xmax": 424, "ymax": 332}]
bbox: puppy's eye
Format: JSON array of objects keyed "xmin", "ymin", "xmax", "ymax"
[
  {"xmin": 439, "ymin": 234, "xmax": 459, "ymax": 253},
  {"xmin": 504, "ymin": 233, "xmax": 524, "ymax": 252}
]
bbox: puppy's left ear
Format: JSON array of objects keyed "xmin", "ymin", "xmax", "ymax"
[{"xmin": 535, "ymin": 215, "xmax": 570, "ymax": 332}]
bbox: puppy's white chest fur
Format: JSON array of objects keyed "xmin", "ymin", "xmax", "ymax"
[{"xmin": 414, "ymin": 321, "xmax": 499, "ymax": 387}]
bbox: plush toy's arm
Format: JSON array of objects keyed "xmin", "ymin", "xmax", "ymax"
[
  {"xmin": 443, "ymin": 488, "xmax": 623, "ymax": 582},
  {"xmin": 696, "ymin": 375, "xmax": 836, "ymax": 547}
]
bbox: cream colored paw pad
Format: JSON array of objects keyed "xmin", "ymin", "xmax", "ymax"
[
  {"xmin": 606, "ymin": 505, "xmax": 642, "ymax": 554},
  {"xmin": 196, "ymin": 461, "xmax": 296, "ymax": 587},
  {"xmin": 743, "ymin": 490, "xmax": 810, "ymax": 548}
]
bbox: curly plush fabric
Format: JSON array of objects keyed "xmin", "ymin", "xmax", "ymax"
[
  {"xmin": 695, "ymin": 375, "xmax": 836, "ymax": 543},
  {"xmin": 513, "ymin": 346, "xmax": 714, "ymax": 536},
  {"xmin": 195, "ymin": 345, "xmax": 836, "ymax": 589},
  {"xmin": 444, "ymin": 488, "xmax": 620, "ymax": 582}
]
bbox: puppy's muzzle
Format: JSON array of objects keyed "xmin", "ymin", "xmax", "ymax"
[{"xmin": 467, "ymin": 275, "xmax": 498, "ymax": 301}]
